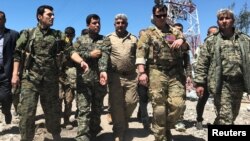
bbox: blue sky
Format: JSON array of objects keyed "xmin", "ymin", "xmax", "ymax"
[{"xmin": 1, "ymin": 0, "xmax": 249, "ymax": 42}]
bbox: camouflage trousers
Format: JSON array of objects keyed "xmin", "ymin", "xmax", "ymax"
[
  {"xmin": 75, "ymin": 81, "xmax": 107, "ymax": 141},
  {"xmin": 148, "ymin": 68, "xmax": 185, "ymax": 141},
  {"xmin": 59, "ymin": 82, "xmax": 75, "ymax": 123},
  {"xmin": 213, "ymin": 80, "xmax": 244, "ymax": 125},
  {"xmin": 19, "ymin": 78, "xmax": 61, "ymax": 141},
  {"xmin": 108, "ymin": 72, "xmax": 138, "ymax": 138}
]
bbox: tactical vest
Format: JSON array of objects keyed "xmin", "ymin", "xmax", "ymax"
[{"xmin": 146, "ymin": 27, "xmax": 183, "ymax": 71}]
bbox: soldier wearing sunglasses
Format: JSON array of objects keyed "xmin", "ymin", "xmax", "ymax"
[{"xmin": 136, "ymin": 4, "xmax": 187, "ymax": 141}]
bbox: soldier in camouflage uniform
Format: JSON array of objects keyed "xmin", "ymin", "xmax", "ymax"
[
  {"xmin": 59, "ymin": 26, "xmax": 76, "ymax": 130},
  {"xmin": 70, "ymin": 14, "xmax": 111, "ymax": 141},
  {"xmin": 136, "ymin": 29, "xmax": 150, "ymax": 130},
  {"xmin": 194, "ymin": 26, "xmax": 218, "ymax": 130},
  {"xmin": 172, "ymin": 23, "xmax": 192, "ymax": 132},
  {"xmin": 107, "ymin": 13, "xmax": 138, "ymax": 141},
  {"xmin": 136, "ymin": 5, "xmax": 189, "ymax": 141},
  {"xmin": 11, "ymin": 5, "xmax": 88, "ymax": 141},
  {"xmin": 194, "ymin": 9, "xmax": 250, "ymax": 125}
]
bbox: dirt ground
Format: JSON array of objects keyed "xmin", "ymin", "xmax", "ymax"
[{"xmin": 0, "ymin": 92, "xmax": 250, "ymax": 141}]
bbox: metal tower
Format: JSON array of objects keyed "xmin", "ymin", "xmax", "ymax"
[{"xmin": 155, "ymin": 0, "xmax": 201, "ymax": 57}]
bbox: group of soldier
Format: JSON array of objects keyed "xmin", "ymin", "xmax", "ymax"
[{"xmin": 0, "ymin": 3, "xmax": 249, "ymax": 141}]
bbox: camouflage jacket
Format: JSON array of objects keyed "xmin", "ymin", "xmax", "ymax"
[
  {"xmin": 71, "ymin": 34, "xmax": 111, "ymax": 76},
  {"xmin": 59, "ymin": 40, "xmax": 76, "ymax": 84},
  {"xmin": 107, "ymin": 32, "xmax": 137, "ymax": 73},
  {"xmin": 135, "ymin": 25, "xmax": 191, "ymax": 76},
  {"xmin": 194, "ymin": 30, "xmax": 250, "ymax": 94},
  {"xmin": 14, "ymin": 25, "xmax": 65, "ymax": 80},
  {"xmin": 63, "ymin": 40, "xmax": 75, "ymax": 67}
]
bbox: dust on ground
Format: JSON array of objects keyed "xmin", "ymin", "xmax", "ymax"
[{"xmin": 0, "ymin": 93, "xmax": 250, "ymax": 141}]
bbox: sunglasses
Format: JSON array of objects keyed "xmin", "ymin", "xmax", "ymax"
[
  {"xmin": 154, "ymin": 14, "xmax": 167, "ymax": 18},
  {"xmin": 116, "ymin": 21, "xmax": 126, "ymax": 25}
]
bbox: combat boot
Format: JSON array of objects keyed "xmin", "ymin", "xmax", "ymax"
[
  {"xmin": 175, "ymin": 121, "xmax": 186, "ymax": 132},
  {"xmin": 196, "ymin": 121, "xmax": 203, "ymax": 130}
]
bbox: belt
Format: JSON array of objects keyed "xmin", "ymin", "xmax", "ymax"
[
  {"xmin": 119, "ymin": 71, "xmax": 134, "ymax": 76},
  {"xmin": 149, "ymin": 64, "xmax": 177, "ymax": 76},
  {"xmin": 111, "ymin": 69, "xmax": 135, "ymax": 76},
  {"xmin": 149, "ymin": 64, "xmax": 170, "ymax": 70}
]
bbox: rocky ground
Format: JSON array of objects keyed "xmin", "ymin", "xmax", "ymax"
[{"xmin": 0, "ymin": 91, "xmax": 250, "ymax": 141}]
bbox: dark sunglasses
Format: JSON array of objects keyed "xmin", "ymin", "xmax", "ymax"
[
  {"xmin": 154, "ymin": 14, "xmax": 167, "ymax": 18},
  {"xmin": 116, "ymin": 21, "xmax": 126, "ymax": 25}
]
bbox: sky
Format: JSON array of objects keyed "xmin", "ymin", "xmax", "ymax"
[{"xmin": 1, "ymin": 0, "xmax": 249, "ymax": 43}]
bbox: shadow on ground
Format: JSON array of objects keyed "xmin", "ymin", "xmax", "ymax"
[
  {"xmin": 0, "ymin": 125, "xmax": 19, "ymax": 135},
  {"xmin": 174, "ymin": 135, "xmax": 205, "ymax": 141}
]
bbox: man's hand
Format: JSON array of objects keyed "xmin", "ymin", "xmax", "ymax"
[
  {"xmin": 100, "ymin": 72, "xmax": 107, "ymax": 85},
  {"xmin": 196, "ymin": 86, "xmax": 204, "ymax": 98},
  {"xmin": 11, "ymin": 74, "xmax": 20, "ymax": 89},
  {"xmin": 80, "ymin": 60, "xmax": 89, "ymax": 73},
  {"xmin": 90, "ymin": 49, "xmax": 102, "ymax": 58},
  {"xmin": 138, "ymin": 73, "xmax": 148, "ymax": 87},
  {"xmin": 171, "ymin": 38, "xmax": 184, "ymax": 49},
  {"xmin": 186, "ymin": 76, "xmax": 193, "ymax": 92}
]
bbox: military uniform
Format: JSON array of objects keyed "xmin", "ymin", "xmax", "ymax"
[
  {"xmin": 13, "ymin": 25, "xmax": 65, "ymax": 141},
  {"xmin": 70, "ymin": 34, "xmax": 111, "ymax": 141},
  {"xmin": 194, "ymin": 30, "xmax": 250, "ymax": 125},
  {"xmin": 107, "ymin": 32, "xmax": 139, "ymax": 139},
  {"xmin": 136, "ymin": 25, "xmax": 190, "ymax": 141},
  {"xmin": 59, "ymin": 38, "xmax": 76, "ymax": 127}
]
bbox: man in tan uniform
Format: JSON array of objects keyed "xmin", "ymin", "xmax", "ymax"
[{"xmin": 107, "ymin": 13, "xmax": 138, "ymax": 141}]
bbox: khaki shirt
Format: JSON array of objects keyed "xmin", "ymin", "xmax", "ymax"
[{"xmin": 108, "ymin": 32, "xmax": 137, "ymax": 73}]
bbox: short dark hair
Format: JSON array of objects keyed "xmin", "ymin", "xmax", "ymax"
[
  {"xmin": 173, "ymin": 23, "xmax": 184, "ymax": 32},
  {"xmin": 81, "ymin": 28, "xmax": 88, "ymax": 36},
  {"xmin": 207, "ymin": 25, "xmax": 218, "ymax": 35},
  {"xmin": 65, "ymin": 26, "xmax": 75, "ymax": 35},
  {"xmin": 152, "ymin": 4, "xmax": 168, "ymax": 15},
  {"xmin": 86, "ymin": 14, "xmax": 100, "ymax": 25},
  {"xmin": 36, "ymin": 5, "xmax": 53, "ymax": 22},
  {"xmin": 0, "ymin": 11, "xmax": 6, "ymax": 19}
]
